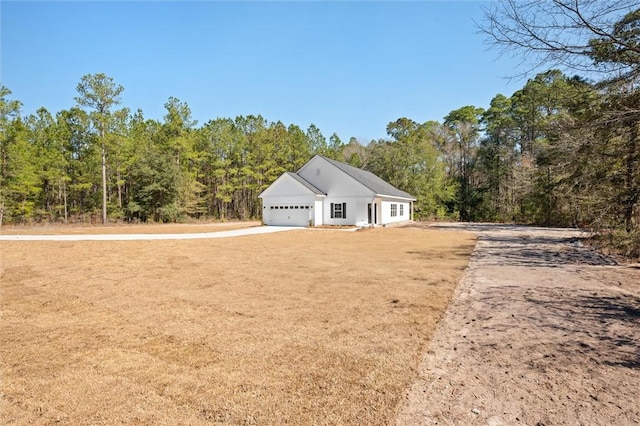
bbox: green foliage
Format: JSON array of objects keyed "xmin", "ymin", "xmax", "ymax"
[
  {"xmin": 366, "ymin": 118, "xmax": 457, "ymax": 219},
  {"xmin": 442, "ymin": 106, "xmax": 485, "ymax": 221},
  {"xmin": 0, "ymin": 87, "xmax": 22, "ymax": 224},
  {"xmin": 589, "ymin": 8, "xmax": 640, "ymax": 83},
  {"xmin": 127, "ymin": 146, "xmax": 179, "ymax": 222},
  {"xmin": 342, "ymin": 137, "xmax": 366, "ymax": 167},
  {"xmin": 480, "ymin": 1, "xmax": 640, "ymax": 256},
  {"xmin": 4, "ymin": 119, "xmax": 42, "ymax": 222}
]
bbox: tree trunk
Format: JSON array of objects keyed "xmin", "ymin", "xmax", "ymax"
[
  {"xmin": 624, "ymin": 121, "xmax": 640, "ymax": 232},
  {"xmin": 63, "ymin": 178, "xmax": 68, "ymax": 224},
  {"xmin": 101, "ymin": 139, "xmax": 107, "ymax": 224},
  {"xmin": 117, "ymin": 168, "xmax": 122, "ymax": 209}
]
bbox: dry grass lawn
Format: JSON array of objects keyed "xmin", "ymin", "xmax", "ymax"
[{"xmin": 0, "ymin": 224, "xmax": 475, "ymax": 425}]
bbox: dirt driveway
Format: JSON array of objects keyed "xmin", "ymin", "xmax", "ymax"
[{"xmin": 397, "ymin": 223, "xmax": 640, "ymax": 426}]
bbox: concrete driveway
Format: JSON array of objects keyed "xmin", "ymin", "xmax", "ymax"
[{"xmin": 0, "ymin": 225, "xmax": 302, "ymax": 241}]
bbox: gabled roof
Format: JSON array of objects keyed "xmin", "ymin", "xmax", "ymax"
[
  {"xmin": 285, "ymin": 172, "xmax": 326, "ymax": 195},
  {"xmin": 258, "ymin": 171, "xmax": 326, "ymax": 198},
  {"xmin": 317, "ymin": 156, "xmax": 416, "ymax": 200}
]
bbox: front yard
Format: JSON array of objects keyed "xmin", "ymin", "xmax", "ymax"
[{"xmin": 0, "ymin": 225, "xmax": 475, "ymax": 424}]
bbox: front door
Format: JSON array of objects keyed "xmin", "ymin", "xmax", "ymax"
[{"xmin": 368, "ymin": 203, "xmax": 377, "ymax": 225}]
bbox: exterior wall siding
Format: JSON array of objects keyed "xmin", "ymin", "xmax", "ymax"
[
  {"xmin": 313, "ymin": 199, "xmax": 324, "ymax": 226},
  {"xmin": 380, "ymin": 200, "xmax": 411, "ymax": 225},
  {"xmin": 323, "ymin": 196, "xmax": 371, "ymax": 226},
  {"xmin": 323, "ymin": 198, "xmax": 350, "ymax": 226},
  {"xmin": 299, "ymin": 157, "xmax": 377, "ymax": 227},
  {"xmin": 354, "ymin": 197, "xmax": 369, "ymax": 227}
]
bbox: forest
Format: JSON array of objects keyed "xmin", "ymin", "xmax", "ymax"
[{"xmin": 1, "ymin": 1, "xmax": 639, "ymax": 256}]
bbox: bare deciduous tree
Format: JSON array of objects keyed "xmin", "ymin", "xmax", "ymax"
[{"xmin": 480, "ymin": 0, "xmax": 640, "ymax": 81}]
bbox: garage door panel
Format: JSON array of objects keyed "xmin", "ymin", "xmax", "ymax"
[{"xmin": 266, "ymin": 205, "xmax": 311, "ymax": 226}]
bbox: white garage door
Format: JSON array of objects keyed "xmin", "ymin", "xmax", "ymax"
[{"xmin": 267, "ymin": 205, "xmax": 311, "ymax": 226}]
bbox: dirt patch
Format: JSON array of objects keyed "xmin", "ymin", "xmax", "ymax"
[
  {"xmin": 0, "ymin": 225, "xmax": 475, "ymax": 425},
  {"xmin": 397, "ymin": 224, "xmax": 640, "ymax": 425}
]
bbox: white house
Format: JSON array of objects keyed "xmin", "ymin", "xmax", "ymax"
[{"xmin": 258, "ymin": 155, "xmax": 416, "ymax": 227}]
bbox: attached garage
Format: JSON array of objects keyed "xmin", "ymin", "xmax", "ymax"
[{"xmin": 259, "ymin": 172, "xmax": 326, "ymax": 227}]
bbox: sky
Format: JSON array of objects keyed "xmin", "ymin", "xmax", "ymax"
[{"xmin": 1, "ymin": 1, "xmax": 524, "ymax": 142}]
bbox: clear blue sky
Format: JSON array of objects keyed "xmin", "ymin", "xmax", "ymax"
[{"xmin": 1, "ymin": 1, "xmax": 523, "ymax": 142}]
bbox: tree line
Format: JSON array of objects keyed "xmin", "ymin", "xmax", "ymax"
[
  {"xmin": 1, "ymin": 0, "xmax": 638, "ymax": 257},
  {"xmin": 0, "ymin": 79, "xmax": 344, "ymax": 225}
]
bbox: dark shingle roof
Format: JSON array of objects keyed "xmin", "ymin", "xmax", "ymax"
[
  {"xmin": 317, "ymin": 156, "xmax": 416, "ymax": 200},
  {"xmin": 286, "ymin": 172, "xmax": 326, "ymax": 195}
]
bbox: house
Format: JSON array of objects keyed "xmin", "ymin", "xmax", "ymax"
[{"xmin": 258, "ymin": 155, "xmax": 416, "ymax": 227}]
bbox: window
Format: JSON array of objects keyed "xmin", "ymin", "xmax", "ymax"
[
  {"xmin": 330, "ymin": 202, "xmax": 347, "ymax": 219},
  {"xmin": 391, "ymin": 204, "xmax": 398, "ymax": 217},
  {"xmin": 399, "ymin": 204, "xmax": 404, "ymax": 216}
]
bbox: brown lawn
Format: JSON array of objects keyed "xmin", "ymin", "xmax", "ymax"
[{"xmin": 0, "ymin": 224, "xmax": 475, "ymax": 425}]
